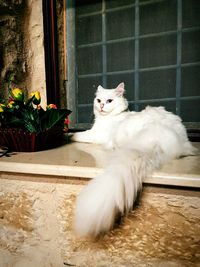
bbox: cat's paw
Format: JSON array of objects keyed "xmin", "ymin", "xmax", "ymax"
[
  {"xmin": 71, "ymin": 131, "xmax": 93, "ymax": 143},
  {"xmin": 71, "ymin": 132, "xmax": 82, "ymax": 142}
]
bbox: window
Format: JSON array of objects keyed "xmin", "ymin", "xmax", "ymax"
[{"xmin": 66, "ymin": 0, "xmax": 200, "ymax": 129}]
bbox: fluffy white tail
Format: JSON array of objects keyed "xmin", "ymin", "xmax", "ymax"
[{"xmin": 75, "ymin": 147, "xmax": 166, "ymax": 237}]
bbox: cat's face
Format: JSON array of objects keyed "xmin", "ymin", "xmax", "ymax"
[{"xmin": 94, "ymin": 82, "xmax": 128, "ymax": 116}]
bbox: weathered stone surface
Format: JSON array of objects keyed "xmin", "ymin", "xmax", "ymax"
[
  {"xmin": 0, "ymin": 176, "xmax": 199, "ymax": 267},
  {"xmin": 26, "ymin": 0, "xmax": 46, "ymax": 106},
  {"xmin": 60, "ymin": 187, "xmax": 200, "ymax": 267},
  {"xmin": 0, "ymin": 0, "xmax": 24, "ymax": 15},
  {"xmin": 0, "ymin": 192, "xmax": 33, "ymax": 231},
  {"xmin": 0, "ymin": 0, "xmax": 46, "ymax": 106},
  {"xmin": 0, "ymin": 5, "xmax": 27, "ymax": 98}
]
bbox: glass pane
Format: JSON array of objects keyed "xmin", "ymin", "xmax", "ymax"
[
  {"xmin": 107, "ymin": 41, "xmax": 134, "ymax": 71},
  {"xmin": 107, "ymin": 73, "xmax": 135, "ymax": 100},
  {"xmin": 106, "ymin": 8, "xmax": 134, "ymax": 40},
  {"xmin": 182, "ymin": 31, "xmax": 200, "ymax": 64},
  {"xmin": 76, "ymin": 0, "xmax": 102, "ymax": 16},
  {"xmin": 181, "ymin": 66, "xmax": 200, "ymax": 97},
  {"xmin": 76, "ymin": 15, "xmax": 102, "ymax": 45},
  {"xmin": 181, "ymin": 99, "xmax": 200, "ymax": 122},
  {"xmin": 139, "ymin": 0, "xmax": 152, "ymax": 2},
  {"xmin": 140, "ymin": 0, "xmax": 177, "ymax": 35},
  {"xmin": 182, "ymin": 0, "xmax": 200, "ymax": 28},
  {"xmin": 77, "ymin": 46, "xmax": 102, "ymax": 75},
  {"xmin": 139, "ymin": 69, "xmax": 176, "ymax": 100},
  {"xmin": 106, "ymin": 0, "xmax": 133, "ymax": 9},
  {"xmin": 78, "ymin": 106, "xmax": 94, "ymax": 123},
  {"xmin": 78, "ymin": 76, "xmax": 103, "ymax": 104},
  {"xmin": 72, "ymin": 0, "xmax": 200, "ymax": 126},
  {"xmin": 140, "ymin": 34, "xmax": 177, "ymax": 68}
]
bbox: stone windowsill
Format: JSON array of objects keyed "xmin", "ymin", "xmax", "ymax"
[{"xmin": 0, "ymin": 141, "xmax": 200, "ymax": 188}]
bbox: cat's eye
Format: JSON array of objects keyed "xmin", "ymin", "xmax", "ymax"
[
  {"xmin": 106, "ymin": 99, "xmax": 113, "ymax": 103},
  {"xmin": 97, "ymin": 99, "xmax": 101, "ymax": 103}
]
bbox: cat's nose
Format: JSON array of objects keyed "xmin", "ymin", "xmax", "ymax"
[{"xmin": 100, "ymin": 103, "xmax": 104, "ymax": 109}]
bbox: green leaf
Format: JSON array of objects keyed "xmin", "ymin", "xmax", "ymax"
[
  {"xmin": 20, "ymin": 109, "xmax": 40, "ymax": 133},
  {"xmin": 40, "ymin": 109, "xmax": 71, "ymax": 132},
  {"xmin": 25, "ymin": 95, "xmax": 35, "ymax": 107}
]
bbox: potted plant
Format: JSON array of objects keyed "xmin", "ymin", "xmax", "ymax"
[{"xmin": 0, "ymin": 87, "xmax": 71, "ymax": 152}]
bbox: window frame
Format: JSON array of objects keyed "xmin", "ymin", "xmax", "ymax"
[
  {"xmin": 42, "ymin": 0, "xmax": 60, "ymax": 106},
  {"xmin": 66, "ymin": 0, "xmax": 200, "ymax": 131}
]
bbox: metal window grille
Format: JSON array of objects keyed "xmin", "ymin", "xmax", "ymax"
[{"xmin": 66, "ymin": 0, "xmax": 200, "ymax": 129}]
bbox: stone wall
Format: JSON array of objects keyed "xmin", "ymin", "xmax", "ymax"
[
  {"xmin": 0, "ymin": 173, "xmax": 200, "ymax": 267},
  {"xmin": 0, "ymin": 0, "xmax": 46, "ymax": 106}
]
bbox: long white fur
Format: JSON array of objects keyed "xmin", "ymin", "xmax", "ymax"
[{"xmin": 72, "ymin": 82, "xmax": 196, "ymax": 237}]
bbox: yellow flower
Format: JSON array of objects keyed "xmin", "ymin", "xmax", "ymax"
[
  {"xmin": 12, "ymin": 88, "xmax": 24, "ymax": 101},
  {"xmin": 7, "ymin": 101, "xmax": 15, "ymax": 109},
  {"xmin": 31, "ymin": 91, "xmax": 41, "ymax": 105},
  {"xmin": 0, "ymin": 103, "xmax": 5, "ymax": 112}
]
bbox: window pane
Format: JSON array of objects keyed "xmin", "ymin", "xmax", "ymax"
[
  {"xmin": 140, "ymin": 0, "xmax": 177, "ymax": 35},
  {"xmin": 181, "ymin": 99, "xmax": 200, "ymax": 122},
  {"xmin": 78, "ymin": 76, "xmax": 102, "ymax": 104},
  {"xmin": 76, "ymin": 15, "xmax": 102, "ymax": 45},
  {"xmin": 181, "ymin": 66, "xmax": 200, "ymax": 97},
  {"xmin": 182, "ymin": 31, "xmax": 200, "ymax": 64},
  {"xmin": 78, "ymin": 106, "xmax": 94, "ymax": 123},
  {"xmin": 70, "ymin": 0, "xmax": 200, "ymax": 126},
  {"xmin": 106, "ymin": 0, "xmax": 133, "ymax": 9},
  {"xmin": 77, "ymin": 46, "xmax": 102, "ymax": 75},
  {"xmin": 107, "ymin": 41, "xmax": 134, "ymax": 71},
  {"xmin": 107, "ymin": 73, "xmax": 135, "ymax": 100},
  {"xmin": 182, "ymin": 0, "xmax": 200, "ymax": 28},
  {"xmin": 106, "ymin": 8, "xmax": 135, "ymax": 40},
  {"xmin": 140, "ymin": 35, "xmax": 177, "ymax": 68},
  {"xmin": 76, "ymin": 0, "xmax": 102, "ymax": 15},
  {"xmin": 139, "ymin": 69, "xmax": 176, "ymax": 100}
]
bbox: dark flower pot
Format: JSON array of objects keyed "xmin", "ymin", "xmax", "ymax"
[{"xmin": 0, "ymin": 126, "xmax": 65, "ymax": 152}]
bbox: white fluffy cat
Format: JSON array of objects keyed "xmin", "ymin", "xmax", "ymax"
[{"xmin": 72, "ymin": 82, "xmax": 196, "ymax": 237}]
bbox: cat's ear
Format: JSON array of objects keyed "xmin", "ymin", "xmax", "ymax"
[
  {"xmin": 96, "ymin": 85, "xmax": 104, "ymax": 95},
  {"xmin": 115, "ymin": 82, "xmax": 125, "ymax": 96}
]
